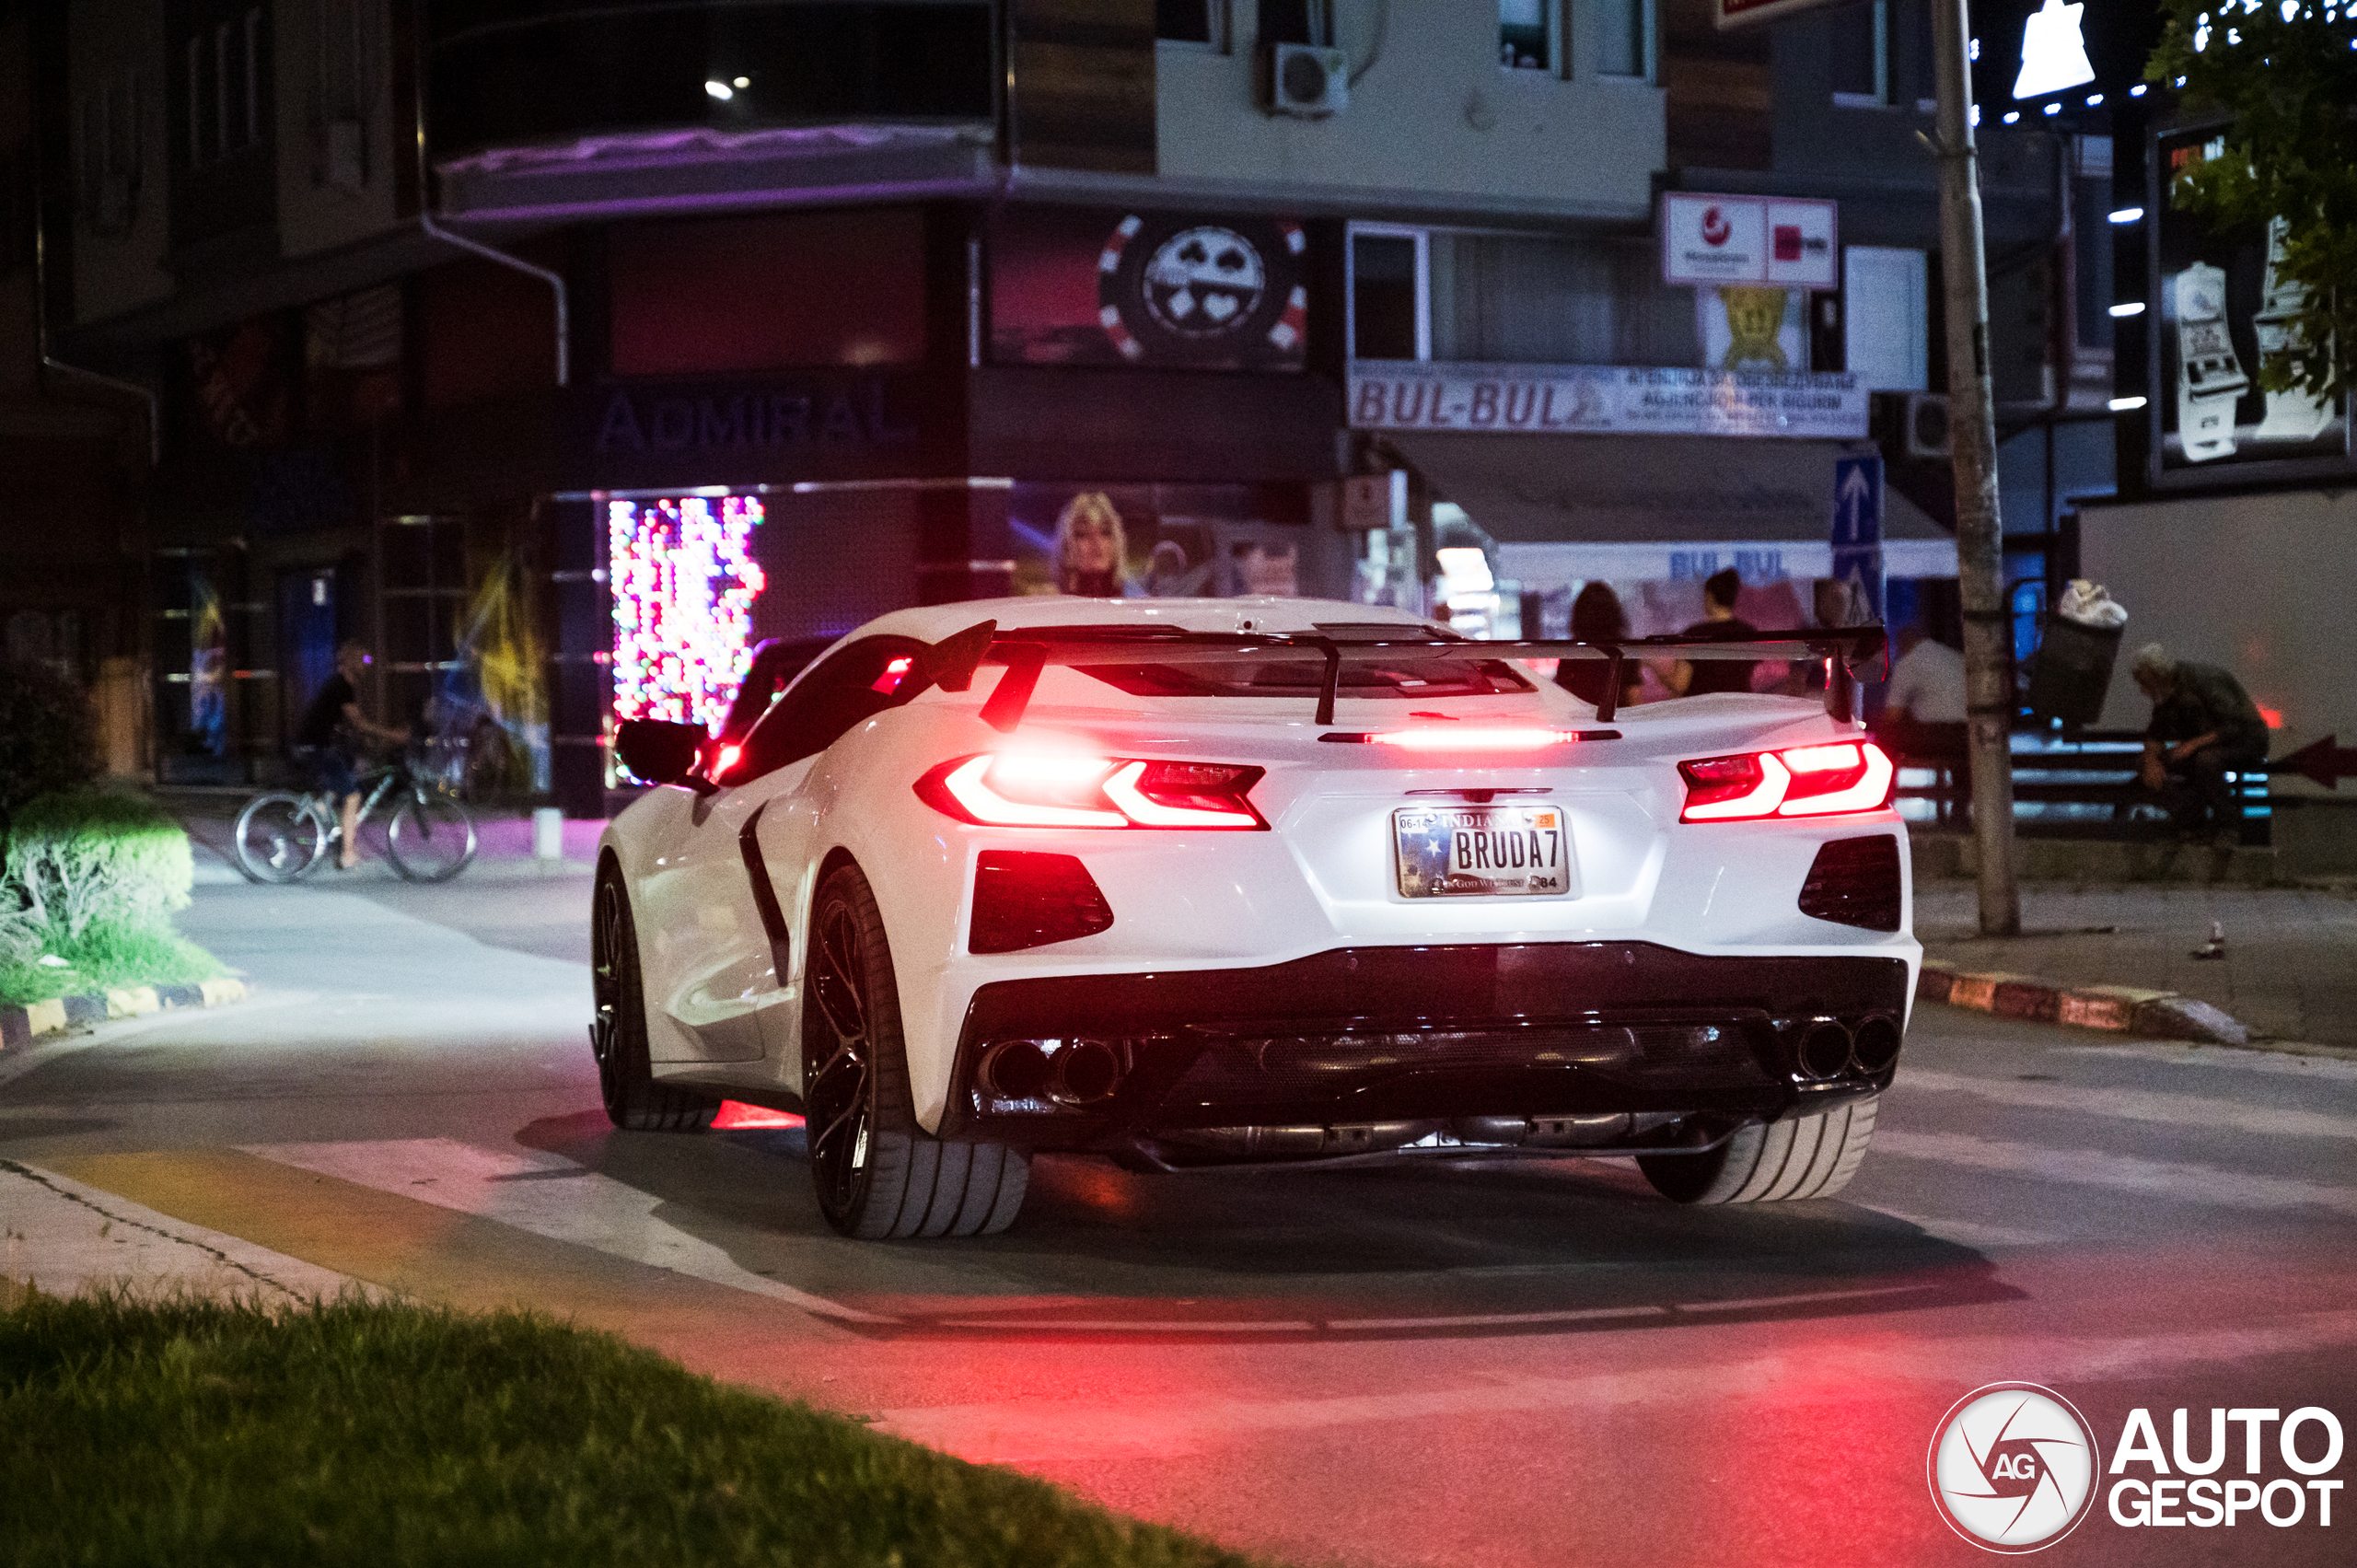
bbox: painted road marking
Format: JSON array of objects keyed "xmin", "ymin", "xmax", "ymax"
[
  {"xmin": 2060, "ymin": 1042, "xmax": 2357, "ymax": 1083},
  {"xmin": 1677, "ymin": 1283, "xmax": 1930, "ymax": 1313},
  {"xmin": 1872, "ymin": 1129, "xmax": 2357, "ymax": 1216},
  {"xmin": 935, "ymin": 1318, "xmax": 1318, "ymax": 1331},
  {"xmin": 1861, "ymin": 1208, "xmax": 2055, "ymax": 1249},
  {"xmin": 1895, "ymin": 1066, "xmax": 2357, "ymax": 1140},
  {"xmin": 240, "ymin": 1139, "xmax": 893, "ymax": 1325},
  {"xmin": 876, "ymin": 1309, "xmax": 2357, "ymax": 1461},
  {"xmin": 1325, "ymin": 1306, "xmax": 1669, "ymax": 1331}
]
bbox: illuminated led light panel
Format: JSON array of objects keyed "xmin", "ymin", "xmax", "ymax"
[{"xmin": 608, "ymin": 494, "xmax": 766, "ymax": 730}]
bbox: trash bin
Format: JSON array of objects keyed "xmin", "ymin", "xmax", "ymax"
[{"xmin": 2026, "ymin": 615, "xmax": 2123, "ymax": 726}]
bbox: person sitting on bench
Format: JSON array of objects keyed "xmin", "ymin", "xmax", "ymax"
[
  {"xmin": 2131, "ymin": 642, "xmax": 2268, "ymax": 849},
  {"xmin": 1873, "ymin": 625, "xmax": 1970, "ymax": 822}
]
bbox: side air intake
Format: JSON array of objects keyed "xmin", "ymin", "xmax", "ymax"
[
  {"xmin": 969, "ymin": 851, "xmax": 1114, "ymax": 954},
  {"xmin": 1798, "ymin": 834, "xmax": 1902, "ymax": 932}
]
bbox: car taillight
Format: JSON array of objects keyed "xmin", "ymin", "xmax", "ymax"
[
  {"xmin": 916, "ymin": 754, "xmax": 1268, "ymax": 830},
  {"xmin": 1678, "ymin": 741, "xmax": 1894, "ymax": 822}
]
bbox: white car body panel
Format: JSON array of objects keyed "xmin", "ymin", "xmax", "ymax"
[{"xmin": 600, "ymin": 597, "xmax": 1920, "ymax": 1140}]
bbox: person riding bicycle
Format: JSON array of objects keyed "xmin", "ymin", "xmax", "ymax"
[{"xmin": 293, "ymin": 640, "xmax": 411, "ymax": 870}]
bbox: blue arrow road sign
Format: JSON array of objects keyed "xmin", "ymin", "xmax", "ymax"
[{"xmin": 1831, "ymin": 454, "xmax": 1885, "ymax": 622}]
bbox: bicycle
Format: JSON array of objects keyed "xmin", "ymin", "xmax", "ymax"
[{"xmin": 232, "ymin": 743, "xmax": 479, "ymax": 885}]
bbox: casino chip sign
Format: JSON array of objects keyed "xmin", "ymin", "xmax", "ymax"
[
  {"xmin": 1143, "ymin": 226, "xmax": 1265, "ymax": 338},
  {"xmin": 1097, "ymin": 213, "xmax": 1307, "ymax": 368}
]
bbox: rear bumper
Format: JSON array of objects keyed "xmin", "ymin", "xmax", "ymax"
[{"xmin": 937, "ymin": 941, "xmax": 1910, "ymax": 1161}]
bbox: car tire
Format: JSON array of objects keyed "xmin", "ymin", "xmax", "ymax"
[
  {"xmin": 1637, "ymin": 1097, "xmax": 1878, "ymax": 1204},
  {"xmin": 591, "ymin": 866, "xmax": 718, "ymax": 1132},
  {"xmin": 803, "ymin": 864, "xmax": 1029, "ymax": 1239}
]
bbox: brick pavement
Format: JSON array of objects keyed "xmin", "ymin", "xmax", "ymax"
[{"xmin": 1914, "ymin": 880, "xmax": 2357, "ymax": 1049}]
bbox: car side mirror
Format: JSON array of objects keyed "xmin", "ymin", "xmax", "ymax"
[{"xmin": 615, "ymin": 718, "xmax": 714, "ymax": 793}]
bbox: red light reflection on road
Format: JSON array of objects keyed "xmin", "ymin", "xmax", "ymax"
[{"xmin": 713, "ymin": 1101, "xmax": 804, "ymax": 1130}]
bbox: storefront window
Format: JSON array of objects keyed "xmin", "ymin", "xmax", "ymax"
[
  {"xmin": 1007, "ymin": 482, "xmax": 1323, "ymax": 600},
  {"xmin": 1349, "ymin": 228, "xmax": 1426, "ymax": 362}
]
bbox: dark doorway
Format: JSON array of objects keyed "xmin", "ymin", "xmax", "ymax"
[{"xmin": 278, "ymin": 566, "xmax": 339, "ymax": 746}]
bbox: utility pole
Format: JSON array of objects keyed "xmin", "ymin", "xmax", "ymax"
[{"xmin": 1929, "ymin": 0, "xmax": 2021, "ymax": 936}]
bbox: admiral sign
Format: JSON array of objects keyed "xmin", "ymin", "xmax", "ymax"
[{"xmin": 1348, "ymin": 360, "xmax": 1866, "ymax": 439}]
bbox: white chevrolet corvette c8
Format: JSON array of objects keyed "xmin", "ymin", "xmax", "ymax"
[{"xmin": 593, "ymin": 596, "xmax": 1917, "ymax": 1239}]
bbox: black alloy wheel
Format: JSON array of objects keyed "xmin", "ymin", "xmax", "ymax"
[
  {"xmin": 590, "ymin": 865, "xmax": 716, "ymax": 1132},
  {"xmin": 802, "ymin": 865, "xmax": 1028, "ymax": 1239}
]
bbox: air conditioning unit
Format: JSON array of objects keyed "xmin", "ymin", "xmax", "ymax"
[
  {"xmin": 1261, "ymin": 42, "xmax": 1348, "ymax": 119},
  {"xmin": 1874, "ymin": 390, "xmax": 1952, "ymax": 459}
]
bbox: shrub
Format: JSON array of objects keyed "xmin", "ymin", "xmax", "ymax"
[
  {"xmin": 0, "ymin": 659, "xmax": 97, "ymax": 820},
  {"xmin": 3, "ymin": 791, "xmax": 194, "ymax": 943},
  {"xmin": 0, "ymin": 791, "xmax": 217, "ymax": 1001}
]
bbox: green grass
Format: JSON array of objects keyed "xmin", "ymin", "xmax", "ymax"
[
  {"xmin": 0, "ymin": 924, "xmax": 226, "ymax": 1005},
  {"xmin": 0, "ymin": 1292, "xmax": 1278, "ymax": 1568}
]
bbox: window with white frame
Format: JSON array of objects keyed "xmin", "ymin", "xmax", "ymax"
[
  {"xmin": 1595, "ymin": 0, "xmax": 1653, "ymax": 82},
  {"xmin": 182, "ymin": 6, "xmax": 267, "ymax": 167},
  {"xmin": 1155, "ymin": 0, "xmax": 1229, "ymax": 50},
  {"xmin": 1828, "ymin": 1, "xmax": 1887, "ymax": 106},
  {"xmin": 1348, "ymin": 222, "xmax": 1698, "ymax": 369},
  {"xmin": 311, "ymin": 0, "xmax": 385, "ymax": 189},
  {"xmin": 1499, "ymin": 0, "xmax": 1552, "ymax": 72},
  {"xmin": 1348, "ymin": 226, "xmax": 1429, "ymax": 363},
  {"xmin": 77, "ymin": 66, "xmax": 145, "ymax": 233},
  {"xmin": 1829, "ymin": 0, "xmax": 1932, "ymax": 110},
  {"xmin": 1257, "ymin": 0, "xmax": 1333, "ymax": 47}
]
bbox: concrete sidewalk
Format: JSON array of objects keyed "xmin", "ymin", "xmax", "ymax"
[
  {"xmin": 1915, "ymin": 880, "xmax": 2357, "ymax": 1050},
  {"xmin": 1, "ymin": 1159, "xmax": 359, "ymax": 1307}
]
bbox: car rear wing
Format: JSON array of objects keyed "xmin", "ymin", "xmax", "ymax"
[{"xmin": 918, "ymin": 621, "xmax": 1889, "ymax": 732}]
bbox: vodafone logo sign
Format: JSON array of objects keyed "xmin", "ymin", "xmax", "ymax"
[
  {"xmin": 1928, "ymin": 1384, "xmax": 2102, "ymax": 1552},
  {"xmin": 1659, "ymin": 192, "xmax": 1836, "ymax": 288}
]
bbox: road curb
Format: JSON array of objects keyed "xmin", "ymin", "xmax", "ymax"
[
  {"xmin": 0, "ymin": 978, "xmax": 249, "ymax": 1053},
  {"xmin": 1918, "ymin": 960, "xmax": 2250, "ymax": 1046}
]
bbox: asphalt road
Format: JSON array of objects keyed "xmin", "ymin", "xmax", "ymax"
[{"xmin": 5, "ymin": 853, "xmax": 2353, "ymax": 1567}]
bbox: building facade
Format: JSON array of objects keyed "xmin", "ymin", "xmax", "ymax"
[{"xmin": 34, "ymin": 0, "xmax": 2128, "ymax": 815}]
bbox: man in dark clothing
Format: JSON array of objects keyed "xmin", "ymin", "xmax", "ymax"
[
  {"xmin": 1668, "ymin": 567, "xmax": 1758, "ymax": 697},
  {"xmin": 2131, "ymin": 642, "xmax": 2269, "ymax": 847},
  {"xmin": 294, "ymin": 640, "xmax": 409, "ymax": 869}
]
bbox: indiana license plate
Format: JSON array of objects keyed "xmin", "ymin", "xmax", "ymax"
[{"xmin": 1393, "ymin": 805, "xmax": 1573, "ymax": 899}]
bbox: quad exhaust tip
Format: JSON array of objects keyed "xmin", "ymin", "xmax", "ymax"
[
  {"xmin": 1778, "ymin": 1013, "xmax": 1903, "ymax": 1079},
  {"xmin": 981, "ymin": 1037, "xmax": 1125, "ymax": 1107},
  {"xmin": 1852, "ymin": 1013, "xmax": 1903, "ymax": 1074},
  {"xmin": 1794, "ymin": 1017, "xmax": 1855, "ymax": 1080}
]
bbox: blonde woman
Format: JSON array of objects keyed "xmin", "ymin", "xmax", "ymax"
[{"xmin": 1053, "ymin": 491, "xmax": 1133, "ymax": 598}]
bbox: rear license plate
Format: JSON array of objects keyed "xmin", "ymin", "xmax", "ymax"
[{"xmin": 1393, "ymin": 805, "xmax": 1573, "ymax": 899}]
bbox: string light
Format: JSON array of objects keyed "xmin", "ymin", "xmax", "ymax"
[{"xmin": 607, "ymin": 494, "xmax": 766, "ymax": 732}]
